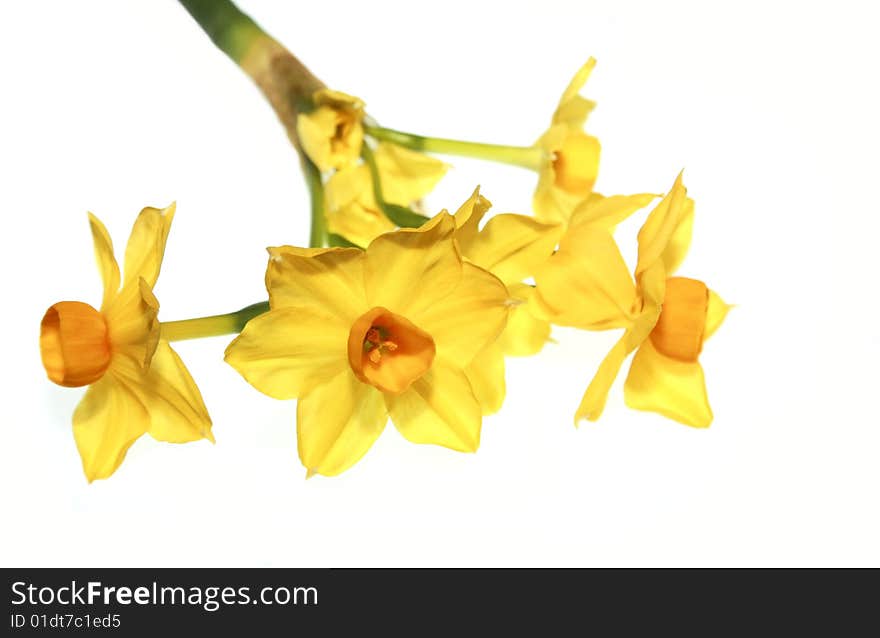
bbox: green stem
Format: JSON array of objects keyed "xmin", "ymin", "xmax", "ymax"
[
  {"xmin": 177, "ymin": 0, "xmax": 265, "ymax": 63},
  {"xmin": 302, "ymin": 158, "xmax": 328, "ymax": 247},
  {"xmin": 364, "ymin": 125, "xmax": 546, "ymax": 171},
  {"xmin": 160, "ymin": 301, "xmax": 269, "ymax": 342},
  {"xmin": 178, "ymin": 0, "xmax": 327, "ymax": 244},
  {"xmin": 361, "ymin": 143, "xmax": 386, "ymax": 204},
  {"xmin": 361, "ymin": 144, "xmax": 429, "ymax": 229}
]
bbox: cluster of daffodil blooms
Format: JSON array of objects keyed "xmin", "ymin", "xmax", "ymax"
[{"xmin": 38, "ymin": 0, "xmax": 729, "ymax": 481}]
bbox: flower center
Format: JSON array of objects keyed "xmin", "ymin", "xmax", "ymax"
[
  {"xmin": 363, "ymin": 326, "xmax": 399, "ymax": 364},
  {"xmin": 331, "ymin": 118, "xmax": 353, "ymax": 153},
  {"xmin": 649, "ymin": 277, "xmax": 709, "ymax": 362},
  {"xmin": 40, "ymin": 301, "xmax": 112, "ymax": 387},
  {"xmin": 552, "ymin": 132, "xmax": 600, "ymax": 194},
  {"xmin": 347, "ymin": 306, "xmax": 435, "ymax": 394}
]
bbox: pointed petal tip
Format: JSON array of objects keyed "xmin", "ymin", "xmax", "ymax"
[
  {"xmin": 159, "ymin": 201, "xmax": 177, "ymax": 217},
  {"xmin": 86, "ymin": 211, "xmax": 110, "ymax": 235},
  {"xmin": 305, "ymin": 468, "xmax": 318, "ymax": 480},
  {"xmin": 679, "ymin": 413, "xmax": 713, "ymax": 429},
  {"xmin": 574, "ymin": 410, "xmax": 599, "ymax": 428},
  {"xmin": 673, "ymin": 170, "xmax": 686, "ymax": 191}
]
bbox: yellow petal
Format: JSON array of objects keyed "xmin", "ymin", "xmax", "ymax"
[
  {"xmin": 574, "ymin": 333, "xmax": 631, "ymax": 424},
  {"xmin": 87, "ymin": 213, "xmax": 120, "ymax": 310},
  {"xmin": 662, "ymin": 197, "xmax": 695, "ymax": 276},
  {"xmin": 704, "ymin": 288, "xmax": 731, "ymax": 341},
  {"xmin": 315, "ymin": 89, "xmax": 365, "ymax": 110},
  {"xmin": 325, "ymin": 162, "xmax": 371, "ymax": 211},
  {"xmin": 465, "ymin": 213, "xmax": 562, "ymax": 285},
  {"xmin": 636, "ymin": 173, "xmax": 689, "ymax": 278},
  {"xmin": 411, "ymin": 263, "xmax": 509, "ymax": 364},
  {"xmin": 325, "ymin": 164, "xmax": 393, "ymax": 247},
  {"xmin": 465, "ymin": 342, "xmax": 506, "ymax": 416},
  {"xmin": 104, "ymin": 277, "xmax": 160, "ymax": 368},
  {"xmin": 72, "ymin": 374, "xmax": 149, "ymax": 482},
  {"xmin": 131, "ymin": 341, "xmax": 213, "ymax": 443},
  {"xmin": 327, "ymin": 201, "xmax": 394, "ymax": 249},
  {"xmin": 297, "ymin": 369, "xmax": 387, "ymax": 477},
  {"xmin": 552, "ymin": 58, "xmax": 597, "ymax": 128},
  {"xmin": 637, "ymin": 262, "xmax": 667, "ymax": 309},
  {"xmin": 387, "ymin": 358, "xmax": 482, "ymax": 452},
  {"xmin": 499, "ymin": 285, "xmax": 551, "ymax": 356},
  {"xmin": 375, "ymin": 143, "xmax": 448, "ymax": 205},
  {"xmin": 452, "ymin": 186, "xmax": 492, "ymax": 255},
  {"xmin": 297, "ymin": 107, "xmax": 338, "ymax": 171},
  {"xmin": 266, "ymin": 246, "xmax": 366, "ymax": 326},
  {"xmin": 532, "ymin": 163, "xmax": 573, "ymax": 224},
  {"xmin": 531, "ymin": 225, "xmax": 635, "ymax": 329},
  {"xmin": 123, "ymin": 203, "xmax": 175, "ymax": 288},
  {"xmin": 363, "ymin": 212, "xmax": 461, "ymax": 317},
  {"xmin": 569, "ymin": 192, "xmax": 657, "ymax": 231},
  {"xmin": 225, "ymin": 306, "xmax": 349, "ymax": 400},
  {"xmin": 623, "ymin": 338, "xmax": 713, "ymax": 428},
  {"xmin": 574, "ymin": 300, "xmax": 660, "ymax": 424}
]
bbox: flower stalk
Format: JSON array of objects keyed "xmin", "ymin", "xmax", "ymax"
[
  {"xmin": 364, "ymin": 125, "xmax": 546, "ymax": 171},
  {"xmin": 160, "ymin": 301, "xmax": 269, "ymax": 342},
  {"xmin": 178, "ymin": 0, "xmax": 328, "ymax": 246},
  {"xmin": 361, "ymin": 144, "xmax": 429, "ymax": 229}
]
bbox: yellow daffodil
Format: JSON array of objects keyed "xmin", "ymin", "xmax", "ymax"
[
  {"xmin": 531, "ymin": 174, "xmax": 730, "ymax": 427},
  {"xmin": 451, "ymin": 188, "xmax": 563, "ymax": 413},
  {"xmin": 224, "ymin": 213, "xmax": 509, "ymax": 477},
  {"xmin": 39, "ymin": 204, "xmax": 213, "ymax": 482},
  {"xmin": 325, "ymin": 143, "xmax": 447, "ymax": 246},
  {"xmin": 296, "ymin": 89, "xmax": 365, "ymax": 172},
  {"xmin": 533, "ymin": 58, "xmax": 602, "ymax": 224}
]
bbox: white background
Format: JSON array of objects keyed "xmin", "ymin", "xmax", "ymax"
[{"xmin": 1, "ymin": 0, "xmax": 878, "ymax": 566}]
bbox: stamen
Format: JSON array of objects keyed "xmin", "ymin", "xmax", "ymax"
[{"xmin": 363, "ymin": 325, "xmax": 400, "ymax": 365}]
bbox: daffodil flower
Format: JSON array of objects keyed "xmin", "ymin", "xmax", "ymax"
[
  {"xmin": 39, "ymin": 205, "xmax": 213, "ymax": 481},
  {"xmin": 532, "ymin": 58, "xmax": 602, "ymax": 224},
  {"xmin": 531, "ymin": 174, "xmax": 730, "ymax": 427},
  {"xmin": 325, "ymin": 143, "xmax": 447, "ymax": 246},
  {"xmin": 224, "ymin": 213, "xmax": 509, "ymax": 477},
  {"xmin": 450, "ymin": 187, "xmax": 654, "ymax": 415},
  {"xmin": 296, "ymin": 89, "xmax": 366, "ymax": 172},
  {"xmin": 361, "ymin": 59, "xmax": 602, "ymax": 225}
]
